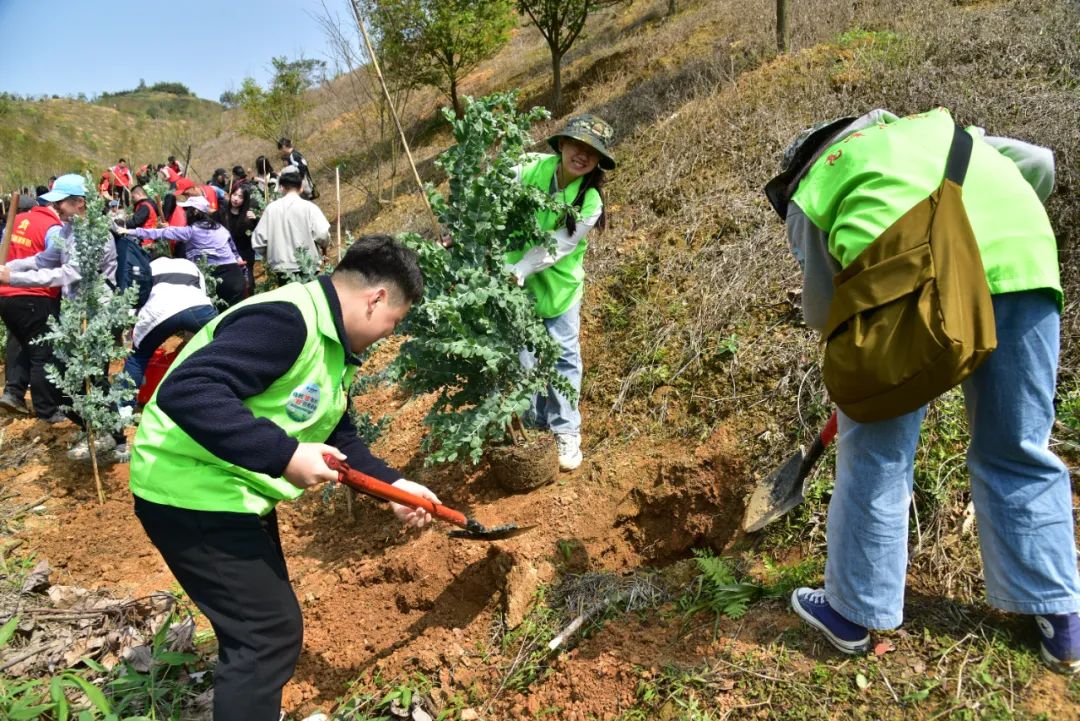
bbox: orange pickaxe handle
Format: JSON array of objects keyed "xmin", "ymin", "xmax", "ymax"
[{"xmin": 323, "ymin": 455, "xmax": 468, "ymax": 528}]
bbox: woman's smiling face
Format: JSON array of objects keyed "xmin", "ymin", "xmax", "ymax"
[{"xmin": 559, "ymin": 137, "xmax": 600, "ymax": 180}]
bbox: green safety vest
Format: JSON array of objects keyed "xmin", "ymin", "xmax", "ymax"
[
  {"xmin": 129, "ymin": 280, "xmax": 357, "ymax": 515},
  {"xmin": 506, "ymin": 154, "xmax": 603, "ymax": 318},
  {"xmin": 793, "ymin": 108, "xmax": 1061, "ymax": 305}
]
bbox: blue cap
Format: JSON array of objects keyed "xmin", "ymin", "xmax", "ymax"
[{"xmin": 40, "ymin": 174, "xmax": 88, "ymax": 203}]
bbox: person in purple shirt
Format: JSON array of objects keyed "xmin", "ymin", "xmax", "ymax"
[{"xmin": 120, "ymin": 196, "xmax": 246, "ymax": 306}]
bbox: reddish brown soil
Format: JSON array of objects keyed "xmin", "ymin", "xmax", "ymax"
[{"xmin": 0, "ymin": 384, "xmax": 752, "ymax": 719}]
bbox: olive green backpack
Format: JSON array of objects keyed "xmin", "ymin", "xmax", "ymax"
[{"xmin": 821, "ymin": 125, "xmax": 997, "ymax": 423}]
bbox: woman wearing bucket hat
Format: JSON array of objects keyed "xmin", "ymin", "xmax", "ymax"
[{"xmin": 506, "ymin": 114, "xmax": 615, "ymax": 472}]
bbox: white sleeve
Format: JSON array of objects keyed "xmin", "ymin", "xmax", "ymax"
[{"xmin": 506, "ymin": 208, "xmax": 600, "ymax": 284}]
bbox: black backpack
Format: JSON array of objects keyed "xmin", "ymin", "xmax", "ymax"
[{"xmin": 113, "ymin": 233, "xmax": 153, "ymax": 309}]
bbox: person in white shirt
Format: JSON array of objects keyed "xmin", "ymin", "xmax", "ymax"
[
  {"xmin": 251, "ymin": 171, "xmax": 330, "ymax": 275},
  {"xmin": 120, "ymin": 257, "xmax": 217, "ymax": 409}
]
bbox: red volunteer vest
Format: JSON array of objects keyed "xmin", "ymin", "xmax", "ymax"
[
  {"xmin": 168, "ymin": 204, "xmax": 187, "ymax": 228},
  {"xmin": 0, "ymin": 207, "xmax": 62, "ymax": 299},
  {"xmin": 112, "ymin": 166, "xmax": 132, "ymax": 188},
  {"xmin": 164, "ymin": 166, "xmax": 181, "ymax": 184},
  {"xmin": 135, "ymin": 199, "xmax": 159, "ymax": 230},
  {"xmin": 201, "ymin": 185, "xmax": 219, "ymax": 213}
]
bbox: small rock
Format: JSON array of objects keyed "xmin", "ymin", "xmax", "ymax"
[{"xmin": 460, "ymin": 709, "xmax": 480, "ymax": 721}]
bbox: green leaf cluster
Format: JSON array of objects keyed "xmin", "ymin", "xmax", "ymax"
[
  {"xmin": 388, "ymin": 92, "xmax": 574, "ymax": 465},
  {"xmin": 679, "ymin": 549, "xmax": 770, "ymax": 621},
  {"xmin": 235, "ymin": 56, "xmax": 326, "ymax": 142},
  {"xmin": 366, "ymin": 0, "xmax": 516, "ymax": 115}
]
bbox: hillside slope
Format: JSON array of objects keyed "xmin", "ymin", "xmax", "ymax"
[{"xmin": 0, "ymin": 92, "xmax": 225, "ymax": 190}]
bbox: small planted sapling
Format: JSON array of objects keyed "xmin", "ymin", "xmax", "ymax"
[
  {"xmin": 389, "ymin": 92, "xmax": 574, "ymax": 472},
  {"xmin": 42, "ymin": 184, "xmax": 138, "ymax": 502}
]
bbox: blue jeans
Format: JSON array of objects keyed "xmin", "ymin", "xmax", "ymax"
[
  {"xmin": 825, "ymin": 291, "xmax": 1080, "ymax": 628},
  {"xmin": 519, "ymin": 301, "xmax": 582, "ymax": 436},
  {"xmin": 121, "ymin": 305, "xmax": 218, "ymax": 408}
]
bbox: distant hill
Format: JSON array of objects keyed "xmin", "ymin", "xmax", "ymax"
[
  {"xmin": 0, "ymin": 89, "xmax": 225, "ymax": 191},
  {"xmin": 95, "ymin": 91, "xmax": 221, "ymax": 123}
]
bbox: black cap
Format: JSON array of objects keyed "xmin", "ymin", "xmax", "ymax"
[{"xmin": 763, "ymin": 116, "xmax": 856, "ymax": 221}]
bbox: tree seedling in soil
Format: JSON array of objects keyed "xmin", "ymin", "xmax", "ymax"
[
  {"xmin": 42, "ymin": 181, "xmax": 137, "ymax": 503},
  {"xmin": 388, "ymin": 92, "xmax": 574, "ymax": 466}
]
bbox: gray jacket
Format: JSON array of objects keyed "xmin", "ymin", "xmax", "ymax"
[{"xmin": 6, "ymin": 221, "xmax": 118, "ymax": 299}]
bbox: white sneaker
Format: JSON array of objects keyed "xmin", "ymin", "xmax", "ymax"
[
  {"xmin": 555, "ymin": 433, "xmax": 582, "ymax": 471},
  {"xmin": 66, "ymin": 433, "xmax": 117, "ymax": 462}
]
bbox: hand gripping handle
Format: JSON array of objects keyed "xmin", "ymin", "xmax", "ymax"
[{"xmin": 323, "ymin": 455, "xmax": 468, "ymax": 528}]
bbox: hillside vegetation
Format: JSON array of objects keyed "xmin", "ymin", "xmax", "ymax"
[{"xmin": 0, "ymin": 90, "xmax": 224, "ymax": 190}]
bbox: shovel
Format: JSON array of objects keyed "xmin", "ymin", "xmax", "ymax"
[
  {"xmin": 324, "ymin": 455, "xmax": 532, "ymax": 541},
  {"xmin": 742, "ymin": 411, "xmax": 838, "ymax": 532}
]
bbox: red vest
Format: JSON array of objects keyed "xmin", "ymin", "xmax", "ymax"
[
  {"xmin": 164, "ymin": 166, "xmax": 181, "ymax": 184},
  {"xmin": 168, "ymin": 204, "xmax": 187, "ymax": 228},
  {"xmin": 112, "ymin": 166, "xmax": 133, "ymax": 188},
  {"xmin": 201, "ymin": 185, "xmax": 219, "ymax": 213},
  {"xmin": 0, "ymin": 206, "xmax": 62, "ymax": 299},
  {"xmin": 135, "ymin": 199, "xmax": 159, "ymax": 230}
]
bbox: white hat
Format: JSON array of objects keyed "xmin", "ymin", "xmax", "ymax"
[{"xmin": 177, "ymin": 195, "xmax": 210, "ymax": 213}]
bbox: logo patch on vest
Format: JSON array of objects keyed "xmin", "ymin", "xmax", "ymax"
[{"xmin": 286, "ymin": 382, "xmax": 321, "ymax": 422}]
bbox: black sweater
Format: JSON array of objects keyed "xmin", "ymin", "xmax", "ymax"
[{"xmin": 156, "ymin": 275, "xmax": 399, "ymax": 483}]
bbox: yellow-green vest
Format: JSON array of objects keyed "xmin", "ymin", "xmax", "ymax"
[
  {"xmin": 506, "ymin": 154, "xmax": 603, "ymax": 318},
  {"xmin": 793, "ymin": 107, "xmax": 1060, "ymax": 305},
  {"xmin": 129, "ymin": 280, "xmax": 357, "ymax": 515}
]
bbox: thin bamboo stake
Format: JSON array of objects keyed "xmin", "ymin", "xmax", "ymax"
[
  {"xmin": 336, "ymin": 165, "xmax": 343, "ymax": 262},
  {"xmin": 80, "ymin": 318, "xmax": 106, "ymax": 505},
  {"xmin": 349, "ymin": 1, "xmax": 442, "ymax": 241}
]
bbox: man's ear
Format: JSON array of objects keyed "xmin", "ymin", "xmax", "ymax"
[{"xmin": 368, "ymin": 286, "xmax": 388, "ymax": 311}]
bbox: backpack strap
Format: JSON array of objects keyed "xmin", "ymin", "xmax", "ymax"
[{"xmin": 945, "ymin": 124, "xmax": 974, "ymax": 187}]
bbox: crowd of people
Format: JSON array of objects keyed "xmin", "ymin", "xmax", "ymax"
[
  {"xmin": 0, "ymin": 137, "xmax": 329, "ymax": 462},
  {"xmin": 1, "ymin": 109, "xmax": 1079, "ymax": 721}
]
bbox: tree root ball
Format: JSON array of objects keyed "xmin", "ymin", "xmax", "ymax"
[{"xmin": 488, "ymin": 435, "xmax": 558, "ymax": 492}]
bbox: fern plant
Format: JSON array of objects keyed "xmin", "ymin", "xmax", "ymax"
[
  {"xmin": 679, "ymin": 549, "xmax": 772, "ymax": 621},
  {"xmin": 387, "ymin": 92, "xmax": 575, "ymax": 465}
]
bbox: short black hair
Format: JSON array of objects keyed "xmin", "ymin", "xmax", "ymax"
[
  {"xmin": 118, "ymin": 158, "xmax": 126, "ymax": 163},
  {"xmin": 232, "ymin": 165, "xmax": 246, "ymax": 178},
  {"xmin": 35, "ymin": 185, "xmax": 48, "ymax": 197},
  {"xmin": 334, "ymin": 234, "xmax": 424, "ymax": 304},
  {"xmin": 131, "ymin": 185, "xmax": 146, "ymax": 196},
  {"xmin": 277, "ymin": 137, "xmax": 292, "ymax": 149},
  {"xmin": 278, "ymin": 172, "xmax": 303, "ymax": 190},
  {"xmin": 168, "ymin": 155, "xmax": 176, "ymax": 162}
]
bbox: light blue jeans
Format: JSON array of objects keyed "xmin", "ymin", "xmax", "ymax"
[
  {"xmin": 825, "ymin": 291, "xmax": 1080, "ymax": 628},
  {"xmin": 519, "ymin": 301, "xmax": 582, "ymax": 436}
]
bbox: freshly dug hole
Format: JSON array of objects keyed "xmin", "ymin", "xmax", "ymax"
[{"xmin": 488, "ymin": 435, "xmax": 558, "ymax": 492}]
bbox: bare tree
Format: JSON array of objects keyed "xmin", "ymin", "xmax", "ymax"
[{"xmin": 517, "ymin": 0, "xmax": 627, "ymax": 114}]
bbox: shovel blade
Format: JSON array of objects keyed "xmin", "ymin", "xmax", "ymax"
[
  {"xmin": 742, "ymin": 447, "xmax": 808, "ymax": 533},
  {"xmin": 448, "ymin": 524, "xmax": 536, "ymax": 541}
]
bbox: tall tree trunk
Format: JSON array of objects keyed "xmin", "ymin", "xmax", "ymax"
[
  {"xmin": 550, "ymin": 47, "xmax": 563, "ymax": 115},
  {"xmin": 776, "ymin": 0, "xmax": 789, "ymax": 52},
  {"xmin": 450, "ymin": 76, "xmax": 462, "ymax": 120}
]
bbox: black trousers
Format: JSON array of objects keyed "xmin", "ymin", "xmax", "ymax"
[
  {"xmin": 210, "ymin": 264, "xmax": 246, "ymax": 308},
  {"xmin": 0, "ymin": 295, "xmax": 62, "ymax": 418},
  {"xmin": 5, "ymin": 334, "xmax": 29, "ymax": 398},
  {"xmin": 133, "ymin": 497, "xmax": 303, "ymax": 721}
]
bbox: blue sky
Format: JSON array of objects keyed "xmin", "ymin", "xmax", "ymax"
[{"xmin": 0, "ymin": 0, "xmax": 343, "ymax": 101}]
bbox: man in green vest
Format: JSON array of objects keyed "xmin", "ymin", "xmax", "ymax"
[
  {"xmin": 765, "ymin": 108, "xmax": 1080, "ymax": 672},
  {"xmin": 505, "ymin": 114, "xmax": 615, "ymax": 471},
  {"xmin": 129, "ymin": 235, "xmax": 441, "ymax": 720}
]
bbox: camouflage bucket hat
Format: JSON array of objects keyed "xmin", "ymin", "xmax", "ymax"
[
  {"xmin": 548, "ymin": 114, "xmax": 617, "ymax": 170},
  {"xmin": 764, "ymin": 116, "xmax": 856, "ymax": 221}
]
